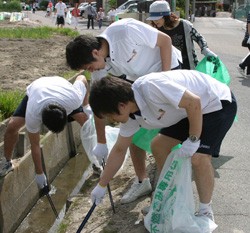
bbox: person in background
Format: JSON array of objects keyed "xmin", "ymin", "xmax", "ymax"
[
  {"xmin": 89, "ymin": 70, "xmax": 237, "ymax": 223},
  {"xmin": 0, "ymin": 76, "xmax": 90, "ymax": 192},
  {"xmin": 54, "ymin": 0, "xmax": 67, "ymax": 28},
  {"xmin": 66, "ymin": 18, "xmax": 182, "ymax": 205},
  {"xmin": 147, "ymin": 1, "xmax": 217, "ymax": 70},
  {"xmin": 45, "ymin": 0, "xmax": 53, "ymax": 17},
  {"xmin": 97, "ymin": 7, "xmax": 105, "ymax": 29},
  {"xmin": 86, "ymin": 2, "xmax": 97, "ymax": 29},
  {"xmin": 237, "ymin": 11, "xmax": 250, "ymax": 77},
  {"xmin": 108, "ymin": 6, "xmax": 116, "ymax": 24},
  {"xmin": 71, "ymin": 3, "xmax": 80, "ymax": 30}
]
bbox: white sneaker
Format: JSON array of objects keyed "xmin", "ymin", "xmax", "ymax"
[
  {"xmin": 0, "ymin": 159, "xmax": 14, "ymax": 177},
  {"xmin": 195, "ymin": 210, "xmax": 215, "ymax": 222},
  {"xmin": 121, "ymin": 177, "xmax": 152, "ymax": 204},
  {"xmin": 237, "ymin": 65, "xmax": 246, "ymax": 76}
]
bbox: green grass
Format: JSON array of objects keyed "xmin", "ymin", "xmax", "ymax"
[
  {"xmin": 0, "ymin": 90, "xmax": 25, "ymax": 121},
  {"xmin": 0, "ymin": 26, "xmax": 79, "ymax": 39}
]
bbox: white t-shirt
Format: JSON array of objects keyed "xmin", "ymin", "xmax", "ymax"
[
  {"xmin": 92, "ymin": 18, "xmax": 182, "ymax": 82},
  {"xmin": 119, "ymin": 70, "xmax": 232, "ymax": 137},
  {"xmin": 25, "ymin": 76, "xmax": 86, "ymax": 133},
  {"xmin": 55, "ymin": 2, "xmax": 67, "ymax": 16}
]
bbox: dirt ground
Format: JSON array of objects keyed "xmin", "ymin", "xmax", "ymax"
[
  {"xmin": 0, "ymin": 18, "xmax": 156, "ymax": 233},
  {"xmin": 0, "ymin": 19, "xmax": 73, "ymax": 91}
]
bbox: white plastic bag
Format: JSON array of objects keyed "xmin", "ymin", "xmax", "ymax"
[
  {"xmin": 80, "ymin": 113, "xmax": 128, "ymax": 171},
  {"xmin": 65, "ymin": 11, "xmax": 72, "ymax": 25},
  {"xmin": 144, "ymin": 150, "xmax": 218, "ymax": 233}
]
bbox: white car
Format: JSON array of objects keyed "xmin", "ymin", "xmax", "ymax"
[{"xmin": 78, "ymin": 2, "xmax": 96, "ymax": 17}]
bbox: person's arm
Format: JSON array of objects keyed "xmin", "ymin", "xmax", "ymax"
[
  {"xmin": 178, "ymin": 90, "xmax": 202, "ymax": 138},
  {"xmin": 94, "ymin": 115, "xmax": 106, "ymax": 144},
  {"xmin": 28, "ymin": 132, "xmax": 43, "ymax": 174},
  {"xmin": 99, "ymin": 134, "xmax": 133, "ymax": 187},
  {"xmin": 156, "ymin": 31, "xmax": 172, "ymax": 71}
]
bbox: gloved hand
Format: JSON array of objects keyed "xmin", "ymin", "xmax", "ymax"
[
  {"xmin": 201, "ymin": 47, "xmax": 217, "ymax": 58},
  {"xmin": 92, "ymin": 143, "xmax": 108, "ymax": 166},
  {"xmin": 176, "ymin": 138, "xmax": 200, "ymax": 157},
  {"xmin": 247, "ymin": 37, "xmax": 250, "ymax": 44},
  {"xmin": 35, "ymin": 173, "xmax": 48, "ymax": 189},
  {"xmin": 83, "ymin": 104, "xmax": 92, "ymax": 118},
  {"xmin": 91, "ymin": 183, "xmax": 107, "ymax": 205}
]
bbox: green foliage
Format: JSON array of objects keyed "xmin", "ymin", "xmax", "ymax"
[
  {"xmin": 39, "ymin": 0, "xmax": 49, "ymax": 10},
  {"xmin": 0, "ymin": 90, "xmax": 25, "ymax": 121},
  {"xmin": 176, "ymin": 6, "xmax": 184, "ymax": 18},
  {"xmin": 176, "ymin": 0, "xmax": 185, "ymax": 10},
  {"xmin": 108, "ymin": 0, "xmax": 117, "ymax": 8},
  {"xmin": 0, "ymin": 0, "xmax": 22, "ymax": 12},
  {"xmin": 0, "ymin": 26, "xmax": 79, "ymax": 39}
]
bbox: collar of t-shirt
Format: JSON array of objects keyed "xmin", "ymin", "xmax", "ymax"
[{"xmin": 129, "ymin": 110, "xmax": 141, "ymax": 120}]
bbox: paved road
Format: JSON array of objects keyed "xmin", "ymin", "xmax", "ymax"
[
  {"xmin": 23, "ymin": 11, "xmax": 250, "ymax": 233},
  {"xmin": 194, "ymin": 15, "xmax": 250, "ymax": 233}
]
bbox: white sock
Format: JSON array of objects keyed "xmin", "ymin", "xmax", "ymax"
[{"xmin": 199, "ymin": 201, "xmax": 212, "ymax": 213}]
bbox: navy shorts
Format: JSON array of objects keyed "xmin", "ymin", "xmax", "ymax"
[
  {"xmin": 159, "ymin": 92, "xmax": 237, "ymax": 157},
  {"xmin": 13, "ymin": 95, "xmax": 83, "ymax": 122},
  {"xmin": 57, "ymin": 15, "xmax": 65, "ymax": 25}
]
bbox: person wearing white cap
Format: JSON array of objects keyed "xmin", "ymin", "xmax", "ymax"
[{"xmin": 147, "ymin": 0, "xmax": 217, "ymax": 69}]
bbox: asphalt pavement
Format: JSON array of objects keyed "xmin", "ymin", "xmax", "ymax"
[{"xmin": 22, "ymin": 11, "xmax": 250, "ymax": 233}]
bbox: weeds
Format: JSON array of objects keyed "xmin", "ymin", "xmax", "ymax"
[
  {"xmin": 0, "ymin": 26, "xmax": 79, "ymax": 39},
  {"xmin": 0, "ymin": 90, "xmax": 25, "ymax": 121}
]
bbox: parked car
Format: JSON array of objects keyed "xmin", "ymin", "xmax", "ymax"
[
  {"xmin": 78, "ymin": 2, "xmax": 96, "ymax": 17},
  {"xmin": 116, "ymin": 0, "xmax": 141, "ymax": 13},
  {"xmin": 116, "ymin": 3, "xmax": 141, "ymax": 20},
  {"xmin": 233, "ymin": 4, "xmax": 250, "ymax": 19}
]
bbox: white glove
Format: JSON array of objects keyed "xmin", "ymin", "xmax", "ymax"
[
  {"xmin": 247, "ymin": 37, "xmax": 250, "ymax": 44},
  {"xmin": 35, "ymin": 173, "xmax": 48, "ymax": 189},
  {"xmin": 92, "ymin": 143, "xmax": 108, "ymax": 166},
  {"xmin": 176, "ymin": 138, "xmax": 200, "ymax": 157},
  {"xmin": 201, "ymin": 47, "xmax": 217, "ymax": 57},
  {"xmin": 91, "ymin": 183, "xmax": 107, "ymax": 205},
  {"xmin": 83, "ymin": 104, "xmax": 92, "ymax": 118}
]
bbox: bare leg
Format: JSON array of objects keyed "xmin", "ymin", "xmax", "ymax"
[
  {"xmin": 129, "ymin": 144, "xmax": 147, "ymax": 181},
  {"xmin": 4, "ymin": 117, "xmax": 25, "ymax": 160},
  {"xmin": 192, "ymin": 153, "xmax": 214, "ymax": 203}
]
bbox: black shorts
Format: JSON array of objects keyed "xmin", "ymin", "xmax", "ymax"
[
  {"xmin": 13, "ymin": 95, "xmax": 83, "ymax": 122},
  {"xmin": 57, "ymin": 15, "xmax": 65, "ymax": 25},
  {"xmin": 159, "ymin": 92, "xmax": 237, "ymax": 157}
]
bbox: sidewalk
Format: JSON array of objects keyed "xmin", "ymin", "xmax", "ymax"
[{"xmin": 25, "ymin": 10, "xmax": 108, "ymax": 35}]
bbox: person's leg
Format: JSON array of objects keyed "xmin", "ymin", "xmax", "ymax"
[
  {"xmin": 87, "ymin": 15, "xmax": 90, "ymax": 29},
  {"xmin": 192, "ymin": 153, "xmax": 214, "ymax": 203},
  {"xmin": 244, "ymin": 48, "xmax": 250, "ymax": 75},
  {"xmin": 4, "ymin": 117, "xmax": 25, "ymax": 161},
  {"xmin": 91, "ymin": 17, "xmax": 94, "ymax": 29},
  {"xmin": 129, "ymin": 144, "xmax": 147, "ymax": 181}
]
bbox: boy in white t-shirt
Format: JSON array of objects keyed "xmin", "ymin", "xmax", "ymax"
[
  {"xmin": 89, "ymin": 70, "xmax": 237, "ymax": 223},
  {"xmin": 54, "ymin": 0, "xmax": 67, "ymax": 28},
  {"xmin": 66, "ymin": 18, "xmax": 183, "ymax": 204},
  {"xmin": 0, "ymin": 75, "xmax": 90, "ymax": 193}
]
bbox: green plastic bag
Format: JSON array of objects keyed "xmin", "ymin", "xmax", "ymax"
[
  {"xmin": 132, "ymin": 128, "xmax": 182, "ymax": 153},
  {"xmin": 195, "ymin": 56, "xmax": 231, "ymax": 85}
]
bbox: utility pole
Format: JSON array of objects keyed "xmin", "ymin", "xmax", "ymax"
[{"xmin": 185, "ymin": 0, "xmax": 190, "ymax": 19}]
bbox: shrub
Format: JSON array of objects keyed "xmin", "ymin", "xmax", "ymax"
[{"xmin": 0, "ymin": 0, "xmax": 22, "ymax": 12}]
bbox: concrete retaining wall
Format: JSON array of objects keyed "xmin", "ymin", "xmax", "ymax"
[{"xmin": 0, "ymin": 73, "xmax": 88, "ymax": 233}]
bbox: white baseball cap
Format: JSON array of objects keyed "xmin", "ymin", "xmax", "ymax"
[{"xmin": 146, "ymin": 1, "xmax": 171, "ymax": 21}]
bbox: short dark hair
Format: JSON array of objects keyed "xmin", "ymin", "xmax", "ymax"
[
  {"xmin": 89, "ymin": 76, "xmax": 134, "ymax": 118},
  {"xmin": 42, "ymin": 104, "xmax": 67, "ymax": 133},
  {"xmin": 66, "ymin": 35, "xmax": 102, "ymax": 70}
]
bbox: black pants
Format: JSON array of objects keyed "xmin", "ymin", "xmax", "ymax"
[
  {"xmin": 240, "ymin": 48, "xmax": 250, "ymax": 75},
  {"xmin": 87, "ymin": 15, "xmax": 94, "ymax": 29}
]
